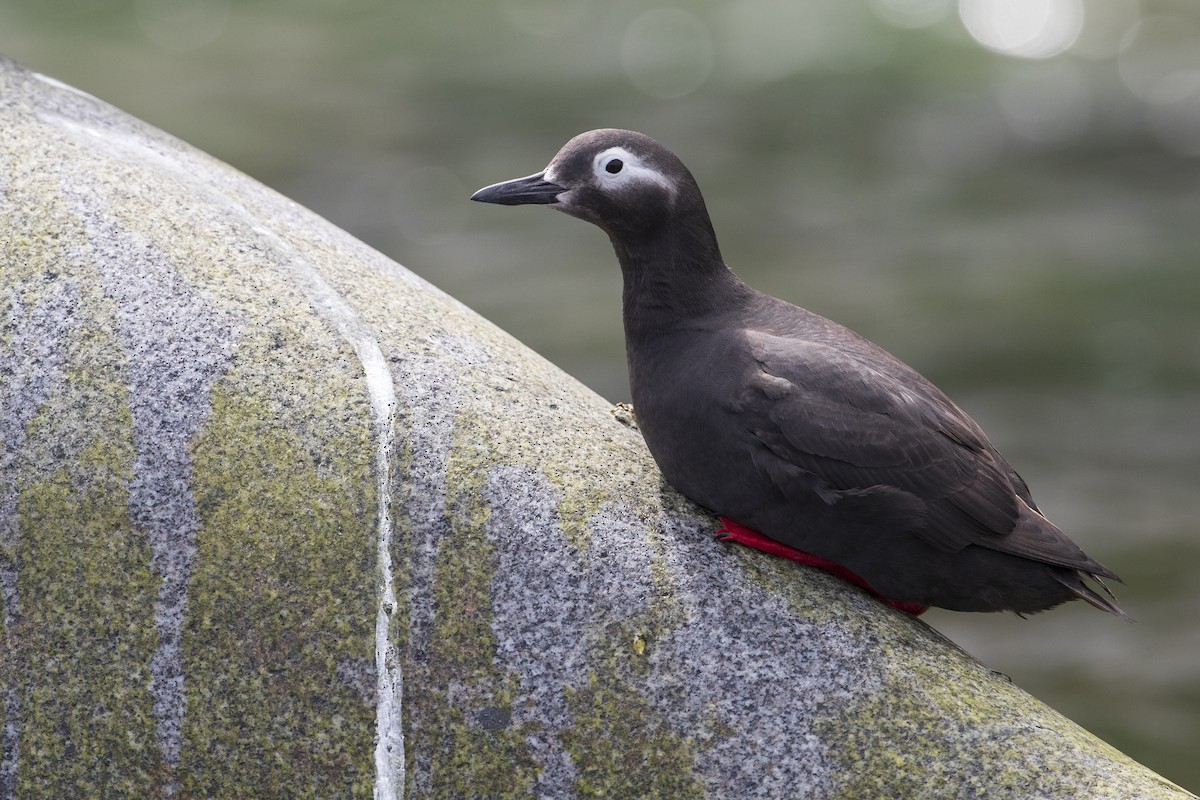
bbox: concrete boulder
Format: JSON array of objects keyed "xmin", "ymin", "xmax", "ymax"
[{"xmin": 0, "ymin": 56, "xmax": 1192, "ymax": 799}]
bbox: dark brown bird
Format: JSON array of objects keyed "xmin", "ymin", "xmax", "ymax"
[{"xmin": 472, "ymin": 128, "xmax": 1126, "ymax": 619}]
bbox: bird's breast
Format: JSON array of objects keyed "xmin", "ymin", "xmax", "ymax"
[{"xmin": 627, "ymin": 329, "xmax": 763, "ymax": 511}]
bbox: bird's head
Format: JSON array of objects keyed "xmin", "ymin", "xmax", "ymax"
[{"xmin": 471, "ymin": 129, "xmax": 703, "ymax": 238}]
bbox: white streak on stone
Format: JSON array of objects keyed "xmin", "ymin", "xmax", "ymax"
[
  {"xmin": 367, "ymin": 361, "xmax": 405, "ymax": 800},
  {"xmin": 388, "ymin": 339, "xmax": 465, "ymax": 796},
  {"xmin": 31, "ymin": 71, "xmax": 101, "ymax": 101},
  {"xmin": 251, "ymin": 226, "xmax": 405, "ymax": 800}
]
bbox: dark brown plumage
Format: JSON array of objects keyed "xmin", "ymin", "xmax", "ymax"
[{"xmin": 472, "ymin": 128, "xmax": 1126, "ymax": 618}]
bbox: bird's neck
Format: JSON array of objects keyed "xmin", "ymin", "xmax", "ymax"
[{"xmin": 611, "ymin": 214, "xmax": 751, "ymax": 342}]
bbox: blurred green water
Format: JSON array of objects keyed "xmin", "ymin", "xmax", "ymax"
[{"xmin": 2, "ymin": 0, "xmax": 1199, "ymax": 791}]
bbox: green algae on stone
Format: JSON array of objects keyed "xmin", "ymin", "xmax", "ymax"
[
  {"xmin": 435, "ymin": 414, "xmax": 502, "ymax": 679},
  {"xmin": 562, "ymin": 669, "xmax": 705, "ymax": 799},
  {"xmin": 16, "ymin": 405, "xmax": 163, "ymax": 795},
  {"xmin": 17, "ymin": 469, "xmax": 166, "ymax": 796},
  {"xmin": 5, "ymin": 244, "xmax": 167, "ymax": 796},
  {"xmin": 555, "ymin": 611, "xmax": 705, "ymax": 800},
  {"xmin": 413, "ymin": 694, "xmax": 541, "ymax": 800},
  {"xmin": 402, "ymin": 370, "xmax": 703, "ymax": 798},
  {"xmin": 726, "ymin": 540, "xmax": 851, "ymax": 626},
  {"xmin": 181, "ymin": 377, "xmax": 378, "ymax": 798},
  {"xmin": 537, "ymin": 396, "xmax": 664, "ymax": 557},
  {"xmin": 401, "ymin": 417, "xmax": 540, "ymax": 799},
  {"xmin": 549, "ymin": 423, "xmax": 658, "ymax": 554},
  {"xmin": 813, "ymin": 620, "xmax": 1190, "ymax": 800}
]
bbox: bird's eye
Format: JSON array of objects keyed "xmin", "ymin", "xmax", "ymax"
[{"xmin": 605, "ymin": 159, "xmax": 623, "ymax": 174}]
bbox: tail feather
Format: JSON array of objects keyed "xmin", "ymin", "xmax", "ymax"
[
  {"xmin": 1055, "ymin": 569, "xmax": 1132, "ymax": 621},
  {"xmin": 980, "ymin": 497, "xmax": 1121, "ymax": 580}
]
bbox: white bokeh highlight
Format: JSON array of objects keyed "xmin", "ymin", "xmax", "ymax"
[{"xmin": 959, "ymin": 0, "xmax": 1084, "ymax": 59}]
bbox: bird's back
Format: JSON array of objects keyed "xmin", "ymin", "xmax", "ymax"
[{"xmin": 629, "ymin": 285, "xmax": 1121, "ymax": 615}]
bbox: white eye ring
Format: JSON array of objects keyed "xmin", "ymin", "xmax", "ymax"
[
  {"xmin": 591, "ymin": 147, "xmax": 676, "ymax": 198},
  {"xmin": 592, "ymin": 147, "xmax": 634, "ymax": 181}
]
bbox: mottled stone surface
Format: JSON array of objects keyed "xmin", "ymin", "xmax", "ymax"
[{"xmin": 0, "ymin": 55, "xmax": 1193, "ymax": 799}]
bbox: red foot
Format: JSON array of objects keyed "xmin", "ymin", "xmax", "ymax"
[{"xmin": 715, "ymin": 517, "xmax": 928, "ymax": 616}]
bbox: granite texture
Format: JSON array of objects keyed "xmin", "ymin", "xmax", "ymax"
[{"xmin": 0, "ymin": 55, "xmax": 1193, "ymax": 799}]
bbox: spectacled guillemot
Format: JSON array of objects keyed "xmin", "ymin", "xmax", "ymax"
[{"xmin": 472, "ymin": 128, "xmax": 1126, "ymax": 619}]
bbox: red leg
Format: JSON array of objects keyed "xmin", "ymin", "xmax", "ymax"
[{"xmin": 715, "ymin": 517, "xmax": 929, "ymax": 616}]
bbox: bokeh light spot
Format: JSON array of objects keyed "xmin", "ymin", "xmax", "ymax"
[
  {"xmin": 720, "ymin": 0, "xmax": 820, "ymax": 82},
  {"xmin": 1145, "ymin": 74, "xmax": 1200, "ymax": 157},
  {"xmin": 959, "ymin": 0, "xmax": 1084, "ymax": 59},
  {"xmin": 1117, "ymin": 15, "xmax": 1200, "ymax": 103},
  {"xmin": 621, "ymin": 8, "xmax": 714, "ymax": 99},
  {"xmin": 1070, "ymin": 0, "xmax": 1140, "ymax": 61}
]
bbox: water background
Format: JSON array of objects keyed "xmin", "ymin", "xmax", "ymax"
[{"xmin": 3, "ymin": 0, "xmax": 1198, "ymax": 790}]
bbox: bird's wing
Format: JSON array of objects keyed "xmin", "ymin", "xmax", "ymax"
[{"xmin": 736, "ymin": 331, "xmax": 1022, "ymax": 552}]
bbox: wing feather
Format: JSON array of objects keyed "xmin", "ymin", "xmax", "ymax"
[{"xmin": 740, "ymin": 332, "xmax": 1020, "ymax": 552}]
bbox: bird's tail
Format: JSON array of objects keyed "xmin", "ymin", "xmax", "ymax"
[{"xmin": 1054, "ymin": 569, "xmax": 1133, "ymax": 622}]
